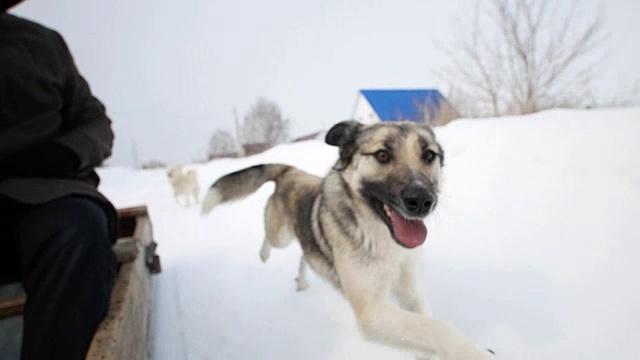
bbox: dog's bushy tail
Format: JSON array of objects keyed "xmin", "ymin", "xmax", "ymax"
[{"xmin": 200, "ymin": 164, "xmax": 291, "ymax": 215}]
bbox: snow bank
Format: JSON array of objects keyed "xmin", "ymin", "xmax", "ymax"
[{"xmin": 98, "ymin": 108, "xmax": 640, "ymax": 359}]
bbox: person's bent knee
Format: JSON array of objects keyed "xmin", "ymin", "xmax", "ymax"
[
  {"xmin": 26, "ymin": 196, "xmax": 112, "ymax": 252},
  {"xmin": 19, "ymin": 196, "xmax": 116, "ymax": 287}
]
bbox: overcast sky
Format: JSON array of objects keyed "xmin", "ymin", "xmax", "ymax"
[{"xmin": 12, "ymin": 0, "xmax": 639, "ymax": 167}]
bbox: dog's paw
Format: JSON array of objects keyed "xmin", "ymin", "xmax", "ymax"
[{"xmin": 295, "ymin": 277, "xmax": 309, "ymax": 291}]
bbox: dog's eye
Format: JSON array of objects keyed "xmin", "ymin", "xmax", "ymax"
[
  {"xmin": 423, "ymin": 150, "xmax": 437, "ymax": 163},
  {"xmin": 375, "ymin": 150, "xmax": 391, "ymax": 164}
]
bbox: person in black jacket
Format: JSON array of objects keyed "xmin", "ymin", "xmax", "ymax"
[{"xmin": 1, "ymin": 1, "xmax": 117, "ymax": 358}]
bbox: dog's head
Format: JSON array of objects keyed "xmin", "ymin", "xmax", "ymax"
[
  {"xmin": 167, "ymin": 164, "xmax": 184, "ymax": 179},
  {"xmin": 326, "ymin": 120, "xmax": 444, "ymax": 248}
]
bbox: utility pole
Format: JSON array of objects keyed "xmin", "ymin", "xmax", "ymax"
[{"xmin": 233, "ymin": 106, "xmax": 246, "ymax": 157}]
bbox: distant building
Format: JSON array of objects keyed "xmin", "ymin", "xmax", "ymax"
[
  {"xmin": 352, "ymin": 89, "xmax": 459, "ymax": 126},
  {"xmin": 242, "ymin": 142, "xmax": 271, "ymax": 156},
  {"xmin": 207, "ymin": 152, "xmax": 238, "ymax": 161}
]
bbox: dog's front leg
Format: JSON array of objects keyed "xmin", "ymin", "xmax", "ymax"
[
  {"xmin": 392, "ymin": 260, "xmax": 440, "ymax": 360},
  {"xmin": 356, "ymin": 301, "xmax": 493, "ymax": 359},
  {"xmin": 392, "ymin": 258, "xmax": 427, "ymax": 314},
  {"xmin": 337, "ymin": 257, "xmax": 492, "ymax": 360}
]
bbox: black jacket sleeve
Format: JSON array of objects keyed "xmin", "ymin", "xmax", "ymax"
[
  {"xmin": 0, "ymin": 141, "xmax": 79, "ymax": 179},
  {"xmin": 0, "ymin": 20, "xmax": 114, "ymax": 181},
  {"xmin": 53, "ymin": 32, "xmax": 114, "ymax": 173}
]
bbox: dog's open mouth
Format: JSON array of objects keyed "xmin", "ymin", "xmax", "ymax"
[{"xmin": 382, "ymin": 204, "xmax": 427, "ymax": 248}]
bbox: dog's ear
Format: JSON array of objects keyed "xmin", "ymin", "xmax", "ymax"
[
  {"xmin": 326, "ymin": 120, "xmax": 361, "ymax": 147},
  {"xmin": 325, "ymin": 120, "xmax": 362, "ymax": 170}
]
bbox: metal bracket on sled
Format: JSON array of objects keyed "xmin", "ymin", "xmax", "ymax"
[{"xmin": 145, "ymin": 241, "xmax": 162, "ymax": 274}]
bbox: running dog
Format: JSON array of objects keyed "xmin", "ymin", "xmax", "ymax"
[
  {"xmin": 167, "ymin": 164, "xmax": 200, "ymax": 207},
  {"xmin": 201, "ymin": 120, "xmax": 493, "ymax": 359}
]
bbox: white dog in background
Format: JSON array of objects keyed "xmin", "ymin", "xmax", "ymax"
[{"xmin": 167, "ymin": 164, "xmax": 200, "ymax": 207}]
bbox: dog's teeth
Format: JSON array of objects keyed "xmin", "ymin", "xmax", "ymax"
[{"xmin": 383, "ymin": 204, "xmax": 392, "ymax": 217}]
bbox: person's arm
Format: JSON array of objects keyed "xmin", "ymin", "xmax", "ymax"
[
  {"xmin": 0, "ymin": 31, "xmax": 114, "ymax": 180},
  {"xmin": 55, "ymin": 31, "xmax": 114, "ymax": 173}
]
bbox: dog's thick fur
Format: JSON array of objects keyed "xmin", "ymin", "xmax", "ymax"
[
  {"xmin": 201, "ymin": 121, "xmax": 492, "ymax": 359},
  {"xmin": 167, "ymin": 164, "xmax": 200, "ymax": 207}
]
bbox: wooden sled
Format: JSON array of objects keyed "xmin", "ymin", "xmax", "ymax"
[{"xmin": 0, "ymin": 205, "xmax": 161, "ymax": 360}]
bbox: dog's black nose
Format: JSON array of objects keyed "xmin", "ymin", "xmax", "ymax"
[{"xmin": 401, "ymin": 183, "xmax": 434, "ymax": 216}]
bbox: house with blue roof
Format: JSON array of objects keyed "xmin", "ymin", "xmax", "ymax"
[{"xmin": 352, "ymin": 89, "xmax": 458, "ymax": 126}]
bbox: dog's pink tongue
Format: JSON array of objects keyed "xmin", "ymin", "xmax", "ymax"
[{"xmin": 389, "ymin": 211, "xmax": 427, "ymax": 248}]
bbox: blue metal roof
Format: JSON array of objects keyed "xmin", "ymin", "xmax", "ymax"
[{"xmin": 360, "ymin": 89, "xmax": 446, "ymax": 122}]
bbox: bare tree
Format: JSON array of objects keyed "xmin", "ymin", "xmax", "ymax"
[
  {"xmin": 437, "ymin": 0, "xmax": 604, "ymax": 117},
  {"xmin": 414, "ymin": 97, "xmax": 460, "ymax": 126},
  {"xmin": 592, "ymin": 79, "xmax": 640, "ymax": 108},
  {"xmin": 239, "ymin": 97, "xmax": 290, "ymax": 146},
  {"xmin": 207, "ymin": 129, "xmax": 237, "ymax": 159}
]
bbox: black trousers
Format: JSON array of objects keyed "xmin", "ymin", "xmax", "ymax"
[{"xmin": 0, "ymin": 196, "xmax": 116, "ymax": 360}]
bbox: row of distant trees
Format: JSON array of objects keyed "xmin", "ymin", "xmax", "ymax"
[
  {"xmin": 148, "ymin": 0, "xmax": 638, "ymax": 167},
  {"xmin": 207, "ymin": 97, "xmax": 290, "ymax": 160},
  {"xmin": 437, "ymin": 0, "xmax": 638, "ymax": 118}
]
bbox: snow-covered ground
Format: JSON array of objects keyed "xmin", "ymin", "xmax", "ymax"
[{"xmin": 98, "ymin": 108, "xmax": 640, "ymax": 359}]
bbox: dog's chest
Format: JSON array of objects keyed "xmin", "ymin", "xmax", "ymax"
[{"xmin": 360, "ymin": 217, "xmax": 410, "ymax": 262}]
